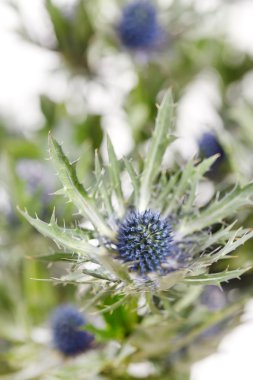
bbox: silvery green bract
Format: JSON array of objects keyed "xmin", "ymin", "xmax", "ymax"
[{"xmin": 17, "ymin": 90, "xmax": 253, "ymax": 379}]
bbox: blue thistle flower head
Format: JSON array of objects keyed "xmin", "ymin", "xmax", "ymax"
[
  {"xmin": 118, "ymin": 1, "xmax": 163, "ymax": 50},
  {"xmin": 198, "ymin": 132, "xmax": 225, "ymax": 161},
  {"xmin": 51, "ymin": 305, "xmax": 94, "ymax": 356},
  {"xmin": 116, "ymin": 209, "xmax": 175, "ymax": 274}
]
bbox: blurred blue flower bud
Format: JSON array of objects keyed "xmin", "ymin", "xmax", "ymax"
[
  {"xmin": 118, "ymin": 1, "xmax": 164, "ymax": 50},
  {"xmin": 51, "ymin": 305, "xmax": 94, "ymax": 356}
]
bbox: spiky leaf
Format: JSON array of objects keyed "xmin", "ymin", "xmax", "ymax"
[
  {"xmin": 184, "ymin": 267, "xmax": 250, "ymax": 285},
  {"xmin": 48, "ymin": 133, "xmax": 114, "ymax": 238},
  {"xmin": 139, "ymin": 90, "xmax": 175, "ymax": 211},
  {"xmin": 18, "ymin": 208, "xmax": 100, "ymax": 261},
  {"xmin": 179, "ymin": 183, "xmax": 253, "ymax": 235},
  {"xmin": 106, "ymin": 136, "xmax": 125, "ymax": 216}
]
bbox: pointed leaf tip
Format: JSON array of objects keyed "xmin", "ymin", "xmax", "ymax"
[
  {"xmin": 106, "ymin": 135, "xmax": 125, "ymax": 216},
  {"xmin": 139, "ymin": 89, "xmax": 175, "ymax": 211},
  {"xmin": 47, "ymin": 134, "xmax": 114, "ymax": 238}
]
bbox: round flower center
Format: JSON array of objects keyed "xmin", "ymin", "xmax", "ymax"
[{"xmin": 116, "ymin": 209, "xmax": 173, "ymax": 274}]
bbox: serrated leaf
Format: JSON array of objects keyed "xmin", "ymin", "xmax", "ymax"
[
  {"xmin": 124, "ymin": 158, "xmax": 139, "ymax": 207},
  {"xmin": 48, "ymin": 133, "xmax": 114, "ymax": 238},
  {"xmin": 183, "ymin": 267, "xmax": 250, "ymax": 285},
  {"xmin": 199, "ymin": 222, "xmax": 237, "ymax": 251},
  {"xmin": 94, "ymin": 151, "xmax": 113, "ymax": 216},
  {"xmin": 162, "ymin": 156, "xmax": 217, "ymax": 215},
  {"xmin": 139, "ymin": 90, "xmax": 175, "ymax": 211},
  {"xmin": 106, "ymin": 136, "xmax": 125, "ymax": 216},
  {"xmin": 181, "ymin": 155, "xmax": 219, "ymax": 214},
  {"xmin": 203, "ymin": 229, "xmax": 253, "ymax": 265},
  {"xmin": 18, "ymin": 208, "xmax": 100, "ymax": 262},
  {"xmin": 179, "ymin": 183, "xmax": 253, "ymax": 236}
]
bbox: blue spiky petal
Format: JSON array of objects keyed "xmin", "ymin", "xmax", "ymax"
[
  {"xmin": 116, "ymin": 209, "xmax": 174, "ymax": 274},
  {"xmin": 51, "ymin": 305, "xmax": 94, "ymax": 356},
  {"xmin": 118, "ymin": 1, "xmax": 163, "ymax": 50}
]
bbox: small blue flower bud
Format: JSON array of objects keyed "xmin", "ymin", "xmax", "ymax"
[
  {"xmin": 118, "ymin": 1, "xmax": 163, "ymax": 50},
  {"xmin": 51, "ymin": 305, "xmax": 94, "ymax": 356},
  {"xmin": 198, "ymin": 132, "xmax": 225, "ymax": 171}
]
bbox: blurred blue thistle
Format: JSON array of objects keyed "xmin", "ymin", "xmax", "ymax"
[
  {"xmin": 198, "ymin": 132, "xmax": 225, "ymax": 172},
  {"xmin": 51, "ymin": 305, "xmax": 94, "ymax": 356},
  {"xmin": 118, "ymin": 1, "xmax": 164, "ymax": 50}
]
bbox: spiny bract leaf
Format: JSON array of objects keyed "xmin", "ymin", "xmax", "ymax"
[
  {"xmin": 163, "ymin": 155, "xmax": 218, "ymax": 215},
  {"xmin": 179, "ymin": 183, "xmax": 253, "ymax": 236},
  {"xmin": 106, "ymin": 136, "xmax": 125, "ymax": 216},
  {"xmin": 94, "ymin": 151, "xmax": 113, "ymax": 216},
  {"xmin": 203, "ymin": 229, "xmax": 253, "ymax": 265},
  {"xmin": 18, "ymin": 208, "xmax": 100, "ymax": 261},
  {"xmin": 183, "ymin": 267, "xmax": 250, "ymax": 285},
  {"xmin": 48, "ymin": 133, "xmax": 114, "ymax": 238},
  {"xmin": 139, "ymin": 90, "xmax": 175, "ymax": 211}
]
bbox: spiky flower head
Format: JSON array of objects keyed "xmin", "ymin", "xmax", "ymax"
[
  {"xmin": 118, "ymin": 1, "xmax": 163, "ymax": 50},
  {"xmin": 116, "ymin": 209, "xmax": 174, "ymax": 274},
  {"xmin": 51, "ymin": 305, "xmax": 94, "ymax": 356}
]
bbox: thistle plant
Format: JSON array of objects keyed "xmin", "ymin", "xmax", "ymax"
[{"xmin": 17, "ymin": 91, "xmax": 253, "ymax": 379}]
